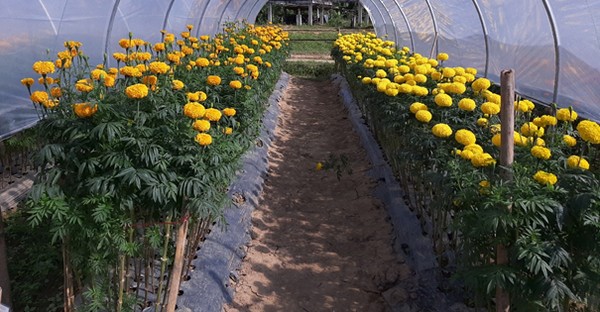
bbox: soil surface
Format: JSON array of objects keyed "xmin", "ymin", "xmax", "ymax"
[{"xmin": 224, "ymin": 77, "xmax": 411, "ymax": 312}]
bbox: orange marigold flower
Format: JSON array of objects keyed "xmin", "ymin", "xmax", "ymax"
[
  {"xmin": 183, "ymin": 102, "xmax": 206, "ymax": 119},
  {"xmin": 222, "ymin": 108, "xmax": 236, "ymax": 117},
  {"xmin": 73, "ymin": 103, "xmax": 98, "ymax": 118},
  {"xmin": 204, "ymin": 108, "xmax": 222, "ymax": 121},
  {"xmin": 30, "ymin": 91, "xmax": 49, "ymax": 104},
  {"xmin": 32, "ymin": 61, "xmax": 55, "ymax": 75},
  {"xmin": 206, "ymin": 75, "xmax": 221, "ymax": 86}
]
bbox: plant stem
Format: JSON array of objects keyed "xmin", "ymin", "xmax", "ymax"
[
  {"xmin": 155, "ymin": 214, "xmax": 173, "ymax": 312},
  {"xmin": 166, "ymin": 214, "xmax": 189, "ymax": 312}
]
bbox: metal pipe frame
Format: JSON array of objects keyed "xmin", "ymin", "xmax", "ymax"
[
  {"xmin": 541, "ymin": 0, "xmax": 561, "ymax": 104},
  {"xmin": 423, "ymin": 0, "xmax": 439, "ymax": 58},
  {"xmin": 395, "ymin": 1, "xmax": 415, "ymax": 52},
  {"xmin": 470, "ymin": 0, "xmax": 489, "ymax": 77},
  {"xmin": 104, "ymin": 0, "xmax": 122, "ymax": 57}
]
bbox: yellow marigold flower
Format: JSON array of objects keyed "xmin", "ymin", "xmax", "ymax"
[
  {"xmin": 556, "ymin": 108, "xmax": 578, "ymax": 122},
  {"xmin": 464, "ymin": 144, "xmax": 483, "ymax": 154},
  {"xmin": 153, "ymin": 42, "xmax": 165, "ymax": 52},
  {"xmin": 415, "ymin": 110, "xmax": 432, "ymax": 123},
  {"xmin": 455, "ymin": 129, "xmax": 476, "ymax": 146},
  {"xmin": 206, "ymin": 75, "xmax": 221, "ymax": 86},
  {"xmin": 375, "ymin": 69, "xmax": 387, "ymax": 78},
  {"xmin": 172, "ymin": 80, "xmax": 185, "ymax": 90},
  {"xmin": 200, "ymin": 35, "xmax": 210, "ymax": 41},
  {"xmin": 223, "ymin": 108, "xmax": 236, "ymax": 117},
  {"xmin": 204, "ymin": 108, "xmax": 222, "ymax": 121},
  {"xmin": 50, "ymin": 87, "xmax": 62, "ymax": 98},
  {"xmin": 442, "ymin": 67, "xmax": 456, "ymax": 78},
  {"xmin": 492, "ymin": 133, "xmax": 501, "ymax": 147},
  {"xmin": 32, "ymin": 61, "xmax": 55, "ymax": 75},
  {"xmin": 187, "ymin": 91, "xmax": 207, "ymax": 102},
  {"xmin": 103, "ymin": 75, "xmax": 115, "ymax": 87},
  {"xmin": 412, "ymin": 86, "xmax": 429, "ymax": 96},
  {"xmin": 73, "ymin": 103, "xmax": 98, "ymax": 118},
  {"xmin": 119, "ymin": 38, "xmax": 131, "ymax": 49},
  {"xmin": 460, "ymin": 150, "xmax": 474, "ymax": 160},
  {"xmin": 30, "ymin": 91, "xmax": 49, "ymax": 104},
  {"xmin": 75, "ymin": 79, "xmax": 94, "ymax": 92},
  {"xmin": 409, "ymin": 102, "xmax": 427, "ymax": 114},
  {"xmin": 224, "ymin": 127, "xmax": 233, "ymax": 135},
  {"xmin": 434, "ymin": 93, "xmax": 453, "ymax": 107},
  {"xmin": 229, "ymin": 80, "xmax": 242, "ymax": 89},
  {"xmin": 192, "ymin": 119, "xmax": 211, "ymax": 132},
  {"xmin": 563, "ymin": 134, "xmax": 577, "ymax": 147},
  {"xmin": 567, "ymin": 155, "xmax": 590, "ymax": 170},
  {"xmin": 90, "ymin": 69, "xmax": 107, "ymax": 81},
  {"xmin": 471, "ymin": 78, "xmax": 491, "ymax": 92},
  {"xmin": 471, "ymin": 152, "xmax": 496, "ymax": 167},
  {"xmin": 186, "ymin": 24, "xmax": 194, "ymax": 30},
  {"xmin": 196, "ymin": 57, "xmax": 210, "ymax": 67},
  {"xmin": 21, "ymin": 77, "xmax": 34, "ymax": 87},
  {"xmin": 38, "ymin": 77, "xmax": 54, "ymax": 85},
  {"xmin": 125, "ymin": 83, "xmax": 149, "ymax": 99},
  {"xmin": 133, "ymin": 38, "xmax": 145, "ymax": 47},
  {"xmin": 141, "ymin": 75, "xmax": 158, "ymax": 88},
  {"xmin": 149, "ymin": 61, "xmax": 170, "ymax": 74},
  {"xmin": 477, "ymin": 117, "xmax": 488, "ymax": 127},
  {"xmin": 315, "ymin": 162, "xmax": 323, "ymax": 171},
  {"xmin": 529, "ymin": 137, "xmax": 545, "ymax": 146},
  {"xmin": 120, "ymin": 66, "xmax": 142, "ymax": 78},
  {"xmin": 233, "ymin": 67, "xmax": 245, "ymax": 75},
  {"xmin": 539, "ymin": 115, "xmax": 558, "ymax": 127},
  {"xmin": 195, "ymin": 133, "xmax": 212, "ymax": 146},
  {"xmin": 533, "ymin": 170, "xmax": 557, "ymax": 186},
  {"xmin": 577, "ymin": 120, "xmax": 600, "ymax": 144},
  {"xmin": 432, "ymin": 123, "xmax": 453, "ymax": 138},
  {"xmin": 183, "ymin": 102, "xmax": 206, "ymax": 119},
  {"xmin": 521, "ymin": 122, "xmax": 539, "ymax": 137},
  {"xmin": 431, "ymin": 71, "xmax": 442, "ymax": 81},
  {"xmin": 481, "ymin": 102, "xmax": 500, "ymax": 115},
  {"xmin": 42, "ymin": 99, "xmax": 59, "ymax": 109},
  {"xmin": 436, "ymin": 52, "xmax": 449, "ymax": 61},
  {"xmin": 531, "ymin": 145, "xmax": 551, "ymax": 160},
  {"xmin": 479, "ymin": 180, "xmax": 490, "ymax": 188},
  {"xmin": 458, "ymin": 98, "xmax": 476, "ymax": 111}
]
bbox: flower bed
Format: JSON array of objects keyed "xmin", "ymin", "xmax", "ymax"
[
  {"xmin": 19, "ymin": 22, "xmax": 288, "ymax": 311},
  {"xmin": 332, "ymin": 32, "xmax": 600, "ymax": 311}
]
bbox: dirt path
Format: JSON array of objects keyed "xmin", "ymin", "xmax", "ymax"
[{"xmin": 224, "ymin": 77, "xmax": 411, "ymax": 312}]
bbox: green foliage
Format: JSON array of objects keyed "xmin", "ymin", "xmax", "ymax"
[
  {"xmin": 332, "ymin": 35, "xmax": 600, "ymax": 311},
  {"xmin": 283, "ymin": 61, "xmax": 336, "ymax": 79},
  {"xmin": 5, "ymin": 209, "xmax": 63, "ymax": 312},
  {"xmin": 20, "ymin": 21, "xmax": 288, "ymax": 310}
]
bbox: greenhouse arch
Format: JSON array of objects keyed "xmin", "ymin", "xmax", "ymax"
[{"xmin": 1, "ymin": 0, "xmax": 600, "ymax": 139}]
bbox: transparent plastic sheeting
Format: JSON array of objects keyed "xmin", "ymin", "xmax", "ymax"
[
  {"xmin": 379, "ymin": 0, "xmax": 600, "ymax": 121},
  {"xmin": 2, "ymin": 0, "xmax": 600, "ymax": 139}
]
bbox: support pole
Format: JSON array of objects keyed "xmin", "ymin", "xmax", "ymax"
[
  {"xmin": 296, "ymin": 8, "xmax": 302, "ymax": 26},
  {"xmin": 268, "ymin": 2, "xmax": 273, "ymax": 24},
  {"xmin": 0, "ymin": 211, "xmax": 10, "ymax": 308},
  {"xmin": 308, "ymin": 4, "xmax": 313, "ymax": 25},
  {"xmin": 320, "ymin": 6, "xmax": 324, "ymax": 24},
  {"xmin": 496, "ymin": 69, "xmax": 515, "ymax": 312},
  {"xmin": 358, "ymin": 5, "xmax": 363, "ymax": 27},
  {"xmin": 166, "ymin": 216, "xmax": 190, "ymax": 312}
]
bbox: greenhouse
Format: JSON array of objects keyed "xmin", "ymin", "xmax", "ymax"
[{"xmin": 0, "ymin": 0, "xmax": 599, "ymax": 311}]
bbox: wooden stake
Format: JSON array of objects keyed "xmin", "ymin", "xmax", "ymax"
[
  {"xmin": 166, "ymin": 215, "xmax": 189, "ymax": 312},
  {"xmin": 63, "ymin": 239, "xmax": 75, "ymax": 312},
  {"xmin": 0, "ymin": 211, "xmax": 11, "ymax": 307},
  {"xmin": 496, "ymin": 69, "xmax": 515, "ymax": 312}
]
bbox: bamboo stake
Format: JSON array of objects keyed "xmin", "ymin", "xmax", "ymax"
[
  {"xmin": 166, "ymin": 215, "xmax": 189, "ymax": 312},
  {"xmin": 155, "ymin": 214, "xmax": 173, "ymax": 311},
  {"xmin": 0, "ymin": 211, "xmax": 11, "ymax": 307},
  {"xmin": 63, "ymin": 239, "xmax": 75, "ymax": 312},
  {"xmin": 496, "ymin": 69, "xmax": 515, "ymax": 312},
  {"xmin": 116, "ymin": 254, "xmax": 126, "ymax": 312}
]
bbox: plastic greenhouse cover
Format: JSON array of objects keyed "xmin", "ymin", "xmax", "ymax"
[{"xmin": 4, "ymin": 0, "xmax": 600, "ymax": 140}]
